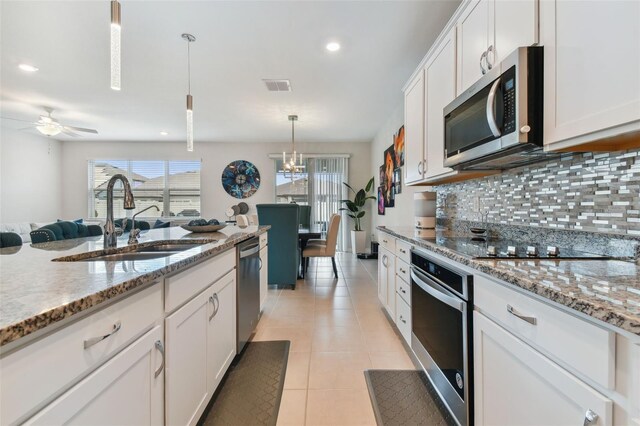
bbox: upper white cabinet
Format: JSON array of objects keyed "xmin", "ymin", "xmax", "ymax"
[
  {"xmin": 457, "ymin": 0, "xmax": 537, "ymax": 95},
  {"xmin": 541, "ymin": 0, "xmax": 640, "ymax": 151},
  {"xmin": 424, "ymin": 28, "xmax": 457, "ymax": 181},
  {"xmin": 404, "ymin": 70, "xmax": 426, "ymax": 184},
  {"xmin": 457, "ymin": 0, "xmax": 491, "ymax": 94}
]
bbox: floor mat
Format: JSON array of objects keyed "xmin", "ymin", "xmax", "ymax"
[
  {"xmin": 200, "ymin": 340, "xmax": 290, "ymax": 426},
  {"xmin": 364, "ymin": 369, "xmax": 457, "ymax": 426}
]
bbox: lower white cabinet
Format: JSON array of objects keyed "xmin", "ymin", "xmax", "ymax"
[
  {"xmin": 474, "ymin": 311, "xmax": 612, "ymax": 426},
  {"xmin": 25, "ymin": 326, "xmax": 164, "ymax": 426},
  {"xmin": 378, "ymin": 247, "xmax": 395, "ymax": 318},
  {"xmin": 165, "ymin": 270, "xmax": 237, "ymax": 426},
  {"xmin": 395, "ymin": 296, "xmax": 411, "ymax": 345},
  {"xmin": 259, "ymin": 245, "xmax": 268, "ymax": 310}
]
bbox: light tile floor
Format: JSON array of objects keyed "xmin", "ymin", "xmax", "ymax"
[{"xmin": 251, "ymin": 252, "xmax": 416, "ymax": 426}]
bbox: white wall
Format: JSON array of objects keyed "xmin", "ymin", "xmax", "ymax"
[
  {"xmin": 60, "ymin": 140, "xmax": 373, "ymax": 241},
  {"xmin": 0, "ymin": 127, "xmax": 63, "ymax": 223},
  {"xmin": 369, "ymin": 102, "xmax": 421, "ymax": 234}
]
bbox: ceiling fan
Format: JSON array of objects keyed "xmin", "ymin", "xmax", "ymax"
[{"xmin": 1, "ymin": 107, "xmax": 98, "ymax": 137}]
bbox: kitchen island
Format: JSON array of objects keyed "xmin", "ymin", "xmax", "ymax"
[{"xmin": 0, "ymin": 225, "xmax": 269, "ymax": 425}]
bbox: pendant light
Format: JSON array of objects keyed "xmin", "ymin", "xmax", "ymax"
[
  {"xmin": 110, "ymin": 0, "xmax": 121, "ymax": 90},
  {"xmin": 182, "ymin": 33, "xmax": 196, "ymax": 152},
  {"xmin": 282, "ymin": 115, "xmax": 304, "ymax": 176}
]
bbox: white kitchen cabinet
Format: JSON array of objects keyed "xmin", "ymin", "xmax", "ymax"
[
  {"xmin": 474, "ymin": 311, "xmax": 612, "ymax": 426},
  {"xmin": 165, "ymin": 270, "xmax": 237, "ymax": 426},
  {"xmin": 260, "ymin": 245, "xmax": 268, "ymax": 310},
  {"xmin": 541, "ymin": 0, "xmax": 640, "ymax": 151},
  {"xmin": 404, "ymin": 69, "xmax": 425, "ymax": 184},
  {"xmin": 206, "ymin": 271, "xmax": 237, "ymax": 394},
  {"xmin": 378, "ymin": 247, "xmax": 396, "ymax": 318},
  {"xmin": 424, "ymin": 28, "xmax": 458, "ymax": 182},
  {"xmin": 457, "ymin": 0, "xmax": 537, "ymax": 94},
  {"xmin": 25, "ymin": 326, "xmax": 164, "ymax": 426}
]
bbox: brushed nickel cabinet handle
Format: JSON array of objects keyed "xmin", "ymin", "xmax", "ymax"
[
  {"xmin": 382, "ymin": 255, "xmax": 388, "ymax": 268},
  {"xmin": 400, "ymin": 288, "xmax": 407, "ymax": 294},
  {"xmin": 480, "ymin": 50, "xmax": 488, "ymax": 74},
  {"xmin": 486, "ymin": 45, "xmax": 495, "ymax": 69},
  {"xmin": 583, "ymin": 409, "xmax": 598, "ymax": 426},
  {"xmin": 154, "ymin": 340, "xmax": 165, "ymax": 378},
  {"xmin": 399, "ymin": 248, "xmax": 407, "ymax": 254},
  {"xmin": 399, "ymin": 315, "xmax": 406, "ymax": 324},
  {"xmin": 507, "ymin": 305, "xmax": 537, "ymax": 325},
  {"xmin": 399, "ymin": 267, "xmax": 406, "ymax": 274},
  {"xmin": 84, "ymin": 321, "xmax": 121, "ymax": 349},
  {"xmin": 209, "ymin": 293, "xmax": 219, "ymax": 321}
]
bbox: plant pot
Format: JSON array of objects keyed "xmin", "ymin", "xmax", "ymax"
[{"xmin": 351, "ymin": 230, "xmax": 367, "ymax": 254}]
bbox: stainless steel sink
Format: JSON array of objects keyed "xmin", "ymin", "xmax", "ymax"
[{"xmin": 57, "ymin": 242, "xmax": 208, "ymax": 262}]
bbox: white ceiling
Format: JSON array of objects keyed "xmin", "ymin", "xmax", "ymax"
[{"xmin": 0, "ymin": 0, "xmax": 460, "ymax": 143}]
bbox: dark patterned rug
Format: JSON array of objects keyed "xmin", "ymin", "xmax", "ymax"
[
  {"xmin": 200, "ymin": 340, "xmax": 290, "ymax": 426},
  {"xmin": 364, "ymin": 369, "xmax": 457, "ymax": 426}
]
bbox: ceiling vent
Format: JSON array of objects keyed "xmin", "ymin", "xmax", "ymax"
[{"xmin": 263, "ymin": 79, "xmax": 291, "ymax": 92}]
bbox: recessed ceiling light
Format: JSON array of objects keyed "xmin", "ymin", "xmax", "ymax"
[
  {"xmin": 326, "ymin": 42, "xmax": 341, "ymax": 52},
  {"xmin": 18, "ymin": 64, "xmax": 39, "ymax": 72},
  {"xmin": 160, "ymin": 131, "xmax": 169, "ymax": 136}
]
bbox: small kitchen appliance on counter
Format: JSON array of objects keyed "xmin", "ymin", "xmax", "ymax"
[{"xmin": 414, "ymin": 191, "xmax": 437, "ymax": 232}]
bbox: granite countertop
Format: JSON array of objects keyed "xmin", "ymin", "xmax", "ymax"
[
  {"xmin": 0, "ymin": 225, "xmax": 269, "ymax": 347},
  {"xmin": 378, "ymin": 226, "xmax": 640, "ymax": 337}
]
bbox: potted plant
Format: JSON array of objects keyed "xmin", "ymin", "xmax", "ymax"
[{"xmin": 340, "ymin": 177, "xmax": 375, "ymax": 254}]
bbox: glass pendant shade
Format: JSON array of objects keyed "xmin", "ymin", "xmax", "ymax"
[
  {"xmin": 110, "ymin": 1, "xmax": 121, "ymax": 91},
  {"xmin": 186, "ymin": 95, "xmax": 194, "ymax": 152}
]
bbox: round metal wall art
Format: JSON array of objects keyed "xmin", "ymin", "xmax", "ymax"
[{"xmin": 221, "ymin": 160, "xmax": 261, "ymax": 199}]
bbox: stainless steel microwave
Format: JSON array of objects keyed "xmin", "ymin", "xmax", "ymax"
[{"xmin": 443, "ymin": 46, "xmax": 554, "ymax": 170}]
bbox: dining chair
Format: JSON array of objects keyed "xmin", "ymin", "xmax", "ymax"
[
  {"xmin": 256, "ymin": 204, "xmax": 300, "ymax": 288},
  {"xmin": 302, "ymin": 214, "xmax": 341, "ymax": 279}
]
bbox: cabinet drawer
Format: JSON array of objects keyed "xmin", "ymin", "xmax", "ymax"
[
  {"xmin": 396, "ymin": 274, "xmax": 411, "ymax": 306},
  {"xmin": 474, "ymin": 275, "xmax": 615, "ymax": 389},
  {"xmin": 1, "ymin": 284, "xmax": 162, "ymax": 425},
  {"xmin": 395, "ymin": 258, "xmax": 410, "ymax": 285},
  {"xmin": 396, "ymin": 297, "xmax": 411, "ymax": 345},
  {"xmin": 259, "ymin": 232, "xmax": 267, "ymax": 249},
  {"xmin": 164, "ymin": 249, "xmax": 235, "ymax": 313},
  {"xmin": 395, "ymin": 240, "xmax": 412, "ymax": 264},
  {"xmin": 378, "ymin": 232, "xmax": 396, "ymax": 253}
]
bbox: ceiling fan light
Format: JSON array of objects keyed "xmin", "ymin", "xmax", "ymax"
[
  {"xmin": 110, "ymin": 0, "xmax": 121, "ymax": 91},
  {"xmin": 36, "ymin": 124, "xmax": 61, "ymax": 136}
]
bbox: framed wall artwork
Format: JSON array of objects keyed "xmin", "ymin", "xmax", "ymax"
[
  {"xmin": 394, "ymin": 125, "xmax": 405, "ymax": 167},
  {"xmin": 383, "ymin": 145, "xmax": 396, "ymax": 208},
  {"xmin": 377, "ymin": 186, "xmax": 385, "ymax": 215}
]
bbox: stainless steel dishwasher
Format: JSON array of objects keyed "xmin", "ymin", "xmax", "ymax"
[{"xmin": 236, "ymin": 237, "xmax": 261, "ymax": 353}]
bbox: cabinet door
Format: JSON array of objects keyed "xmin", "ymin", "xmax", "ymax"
[
  {"xmin": 26, "ymin": 326, "xmax": 164, "ymax": 426},
  {"xmin": 207, "ymin": 272, "xmax": 237, "ymax": 394},
  {"xmin": 457, "ymin": 0, "xmax": 490, "ymax": 94},
  {"xmin": 541, "ymin": 0, "xmax": 640, "ymax": 148},
  {"xmin": 425, "ymin": 28, "xmax": 457, "ymax": 180},
  {"xmin": 404, "ymin": 70, "xmax": 425, "ymax": 184},
  {"xmin": 165, "ymin": 289, "xmax": 210, "ymax": 426},
  {"xmin": 378, "ymin": 251, "xmax": 389, "ymax": 307},
  {"xmin": 474, "ymin": 312, "xmax": 612, "ymax": 426},
  {"xmin": 385, "ymin": 253, "xmax": 396, "ymax": 318},
  {"xmin": 260, "ymin": 246, "xmax": 268, "ymax": 310},
  {"xmin": 490, "ymin": 0, "xmax": 537, "ymax": 66}
]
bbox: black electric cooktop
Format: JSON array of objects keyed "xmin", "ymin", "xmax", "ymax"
[{"xmin": 418, "ymin": 237, "xmax": 611, "ymax": 260}]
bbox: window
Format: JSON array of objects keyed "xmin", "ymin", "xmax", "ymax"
[
  {"xmin": 273, "ymin": 155, "xmax": 349, "ymax": 251},
  {"xmin": 88, "ymin": 160, "xmax": 201, "ymax": 219}
]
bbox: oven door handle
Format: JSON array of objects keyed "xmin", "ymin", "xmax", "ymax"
[
  {"xmin": 486, "ymin": 77, "xmax": 502, "ymax": 138},
  {"xmin": 411, "ymin": 268, "xmax": 464, "ymax": 312}
]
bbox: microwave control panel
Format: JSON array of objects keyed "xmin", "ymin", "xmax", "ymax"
[{"xmin": 502, "ymin": 66, "xmax": 516, "ymax": 135}]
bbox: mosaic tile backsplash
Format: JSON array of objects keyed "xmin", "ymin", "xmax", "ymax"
[{"xmin": 436, "ymin": 149, "xmax": 640, "ymax": 236}]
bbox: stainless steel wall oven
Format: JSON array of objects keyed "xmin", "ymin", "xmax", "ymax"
[{"xmin": 411, "ymin": 249, "xmax": 474, "ymax": 426}]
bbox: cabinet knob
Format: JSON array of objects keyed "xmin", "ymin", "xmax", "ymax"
[
  {"xmin": 583, "ymin": 409, "xmax": 598, "ymax": 426},
  {"xmin": 520, "ymin": 125, "xmax": 531, "ymax": 134}
]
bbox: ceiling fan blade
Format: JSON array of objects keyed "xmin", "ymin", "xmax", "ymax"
[
  {"xmin": 63, "ymin": 125, "xmax": 98, "ymax": 134},
  {"xmin": 61, "ymin": 129, "xmax": 80, "ymax": 137},
  {"xmin": 0, "ymin": 116, "xmax": 34, "ymax": 123}
]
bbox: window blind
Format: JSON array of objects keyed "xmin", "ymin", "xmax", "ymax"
[{"xmin": 88, "ymin": 160, "xmax": 201, "ymax": 219}]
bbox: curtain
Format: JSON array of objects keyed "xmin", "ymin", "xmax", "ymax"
[{"xmin": 308, "ymin": 157, "xmax": 349, "ymax": 252}]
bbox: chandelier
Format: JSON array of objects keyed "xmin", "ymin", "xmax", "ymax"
[{"xmin": 281, "ymin": 115, "xmax": 305, "ymax": 176}]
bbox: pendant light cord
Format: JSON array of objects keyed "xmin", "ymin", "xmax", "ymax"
[{"xmin": 187, "ymin": 41, "xmax": 191, "ymax": 95}]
